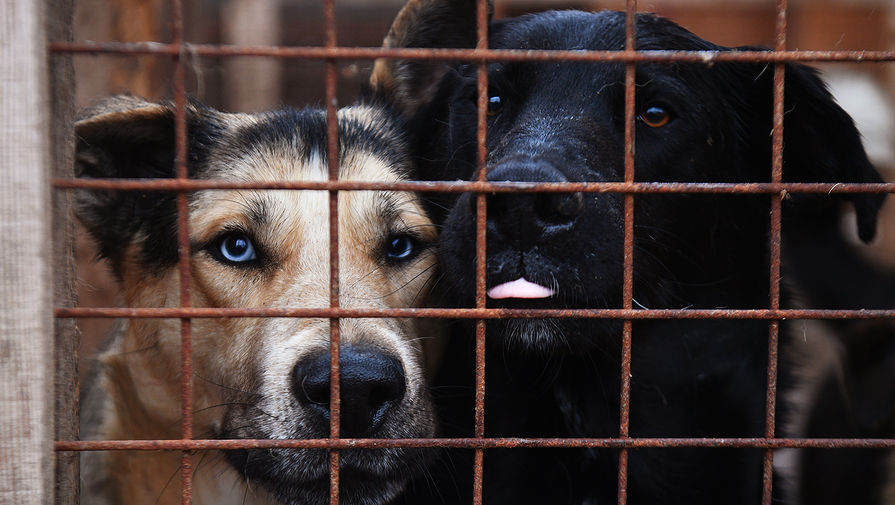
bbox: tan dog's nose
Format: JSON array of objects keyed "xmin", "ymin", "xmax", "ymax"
[{"xmin": 293, "ymin": 346, "xmax": 407, "ymax": 437}]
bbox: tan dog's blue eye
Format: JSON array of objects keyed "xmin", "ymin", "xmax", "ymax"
[
  {"xmin": 487, "ymin": 95, "xmax": 503, "ymax": 116},
  {"xmin": 219, "ymin": 234, "xmax": 256, "ymax": 263},
  {"xmin": 386, "ymin": 235, "xmax": 416, "ymax": 261}
]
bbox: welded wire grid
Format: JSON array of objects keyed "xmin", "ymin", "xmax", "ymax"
[{"xmin": 50, "ymin": 1, "xmax": 895, "ymax": 505}]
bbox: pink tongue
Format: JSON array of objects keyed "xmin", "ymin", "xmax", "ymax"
[{"xmin": 487, "ymin": 278, "xmax": 555, "ymax": 299}]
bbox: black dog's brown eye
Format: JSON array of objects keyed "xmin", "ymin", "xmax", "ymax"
[
  {"xmin": 639, "ymin": 105, "xmax": 671, "ymax": 128},
  {"xmin": 487, "ymin": 95, "xmax": 503, "ymax": 116}
]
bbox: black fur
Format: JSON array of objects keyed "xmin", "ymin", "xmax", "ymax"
[
  {"xmin": 377, "ymin": 8, "xmax": 888, "ymax": 505},
  {"xmin": 75, "ymin": 99, "xmax": 224, "ymax": 275}
]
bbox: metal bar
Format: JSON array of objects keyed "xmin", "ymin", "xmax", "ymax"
[
  {"xmin": 169, "ymin": 0, "xmax": 193, "ymax": 504},
  {"xmin": 55, "ymin": 437, "xmax": 895, "ymax": 452},
  {"xmin": 52, "ymin": 178, "xmax": 895, "ymax": 194},
  {"xmin": 323, "ymin": 1, "xmax": 341, "ymax": 503},
  {"xmin": 172, "ymin": 12, "xmax": 192, "ymax": 442},
  {"xmin": 54, "ymin": 307, "xmax": 895, "ymax": 320},
  {"xmin": 763, "ymin": 1, "xmax": 787, "ymax": 502},
  {"xmin": 47, "ymin": 42, "xmax": 895, "ymax": 63},
  {"xmin": 473, "ymin": 0, "xmax": 490, "ymax": 503},
  {"xmin": 618, "ymin": 1, "xmax": 638, "ymax": 504}
]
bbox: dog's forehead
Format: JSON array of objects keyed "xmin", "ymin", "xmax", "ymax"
[
  {"xmin": 493, "ymin": 10, "xmax": 624, "ymax": 51},
  {"xmin": 206, "ymin": 104, "xmax": 409, "ymax": 182},
  {"xmin": 493, "ymin": 10, "xmax": 720, "ymax": 52},
  {"xmin": 483, "ymin": 11, "xmax": 739, "ymax": 114},
  {"xmin": 189, "ymin": 104, "xmax": 427, "ymax": 243}
]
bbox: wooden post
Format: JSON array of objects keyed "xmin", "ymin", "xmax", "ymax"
[
  {"xmin": 108, "ymin": 0, "xmax": 163, "ymax": 98},
  {"xmin": 48, "ymin": 0, "xmax": 78, "ymax": 504},
  {"xmin": 0, "ymin": 1, "xmax": 55, "ymax": 504}
]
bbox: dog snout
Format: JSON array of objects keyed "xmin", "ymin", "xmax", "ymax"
[
  {"xmin": 486, "ymin": 161, "xmax": 584, "ymax": 248},
  {"xmin": 292, "ymin": 345, "xmax": 407, "ymax": 438}
]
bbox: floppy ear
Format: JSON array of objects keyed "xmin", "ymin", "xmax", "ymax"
[
  {"xmin": 75, "ymin": 95, "xmax": 222, "ymax": 276},
  {"xmin": 370, "ymin": 0, "xmax": 492, "ymax": 118},
  {"xmin": 770, "ymin": 63, "xmax": 886, "ymax": 243}
]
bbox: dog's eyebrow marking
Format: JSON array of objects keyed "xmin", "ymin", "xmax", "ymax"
[
  {"xmin": 376, "ymin": 193, "xmax": 402, "ymax": 228},
  {"xmin": 243, "ymin": 195, "xmax": 271, "ymax": 228}
]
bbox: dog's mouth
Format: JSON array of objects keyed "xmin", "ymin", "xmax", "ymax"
[
  {"xmin": 217, "ymin": 342, "xmax": 437, "ymax": 505},
  {"xmin": 303, "ymin": 463, "xmax": 413, "ymax": 503},
  {"xmin": 480, "ymin": 251, "xmax": 624, "ymax": 352},
  {"xmin": 486, "ymin": 277, "xmax": 564, "ymax": 311},
  {"xmin": 477, "ymin": 236, "xmax": 622, "ymax": 312},
  {"xmin": 483, "ymin": 247, "xmax": 586, "ymax": 310},
  {"xmin": 487, "ymin": 277, "xmax": 556, "ymax": 300},
  {"xmin": 483, "ymin": 249, "xmax": 565, "ymax": 308},
  {"xmin": 225, "ymin": 447, "xmax": 420, "ymax": 505}
]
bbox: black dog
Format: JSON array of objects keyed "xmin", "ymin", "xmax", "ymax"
[{"xmin": 372, "ymin": 2, "xmax": 887, "ymax": 504}]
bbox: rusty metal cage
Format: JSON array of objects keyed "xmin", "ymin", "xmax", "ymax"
[{"xmin": 50, "ymin": 1, "xmax": 895, "ymax": 505}]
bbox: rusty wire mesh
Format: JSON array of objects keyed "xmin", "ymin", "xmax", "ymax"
[{"xmin": 51, "ymin": 1, "xmax": 895, "ymax": 505}]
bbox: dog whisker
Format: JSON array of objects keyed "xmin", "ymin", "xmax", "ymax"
[
  {"xmin": 192, "ymin": 401, "xmax": 263, "ymax": 417},
  {"xmin": 154, "ymin": 457, "xmax": 188, "ymax": 505},
  {"xmin": 193, "ymin": 371, "xmax": 255, "ymax": 396},
  {"xmin": 632, "ymin": 297, "xmax": 650, "ymax": 310},
  {"xmin": 104, "ymin": 342, "xmax": 161, "ymax": 357}
]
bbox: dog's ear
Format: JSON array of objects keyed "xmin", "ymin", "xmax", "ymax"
[
  {"xmin": 370, "ymin": 0, "xmax": 492, "ymax": 118},
  {"xmin": 75, "ymin": 95, "xmax": 222, "ymax": 275},
  {"xmin": 742, "ymin": 61, "xmax": 887, "ymax": 243},
  {"xmin": 781, "ymin": 63, "xmax": 886, "ymax": 243},
  {"xmin": 76, "ymin": 95, "xmax": 182, "ymax": 180}
]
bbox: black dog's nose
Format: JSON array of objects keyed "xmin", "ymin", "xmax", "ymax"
[
  {"xmin": 486, "ymin": 160, "xmax": 583, "ymax": 248},
  {"xmin": 293, "ymin": 346, "xmax": 406, "ymax": 437}
]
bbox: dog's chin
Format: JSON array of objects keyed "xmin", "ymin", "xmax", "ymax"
[
  {"xmin": 490, "ymin": 318, "xmax": 566, "ymax": 354},
  {"xmin": 268, "ymin": 469, "xmax": 406, "ymax": 505},
  {"xmin": 489, "ymin": 316, "xmax": 623, "ymax": 356},
  {"xmin": 334, "ymin": 468, "xmax": 407, "ymax": 505},
  {"xmin": 225, "ymin": 448, "xmax": 412, "ymax": 505}
]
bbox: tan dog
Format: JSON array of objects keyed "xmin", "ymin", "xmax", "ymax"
[{"xmin": 76, "ymin": 96, "xmax": 438, "ymax": 505}]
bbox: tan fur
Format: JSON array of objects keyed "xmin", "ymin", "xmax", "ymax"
[{"xmin": 80, "ymin": 103, "xmax": 438, "ymax": 505}]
